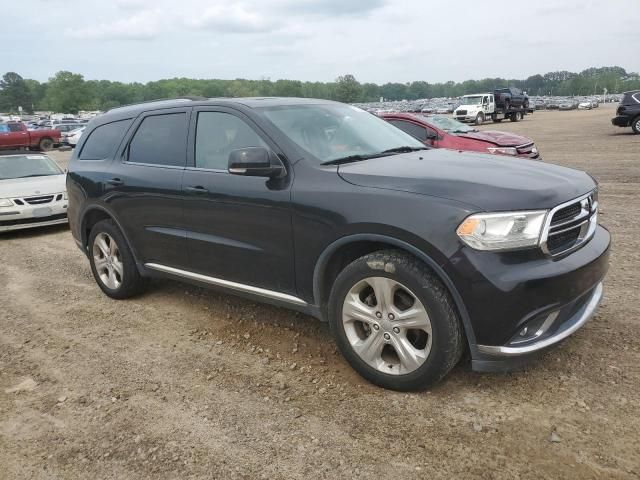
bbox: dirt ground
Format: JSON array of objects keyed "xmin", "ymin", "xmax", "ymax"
[{"xmin": 1, "ymin": 104, "xmax": 639, "ymax": 480}]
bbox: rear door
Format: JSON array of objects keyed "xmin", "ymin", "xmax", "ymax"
[
  {"xmin": 181, "ymin": 107, "xmax": 296, "ymax": 294},
  {"xmin": 106, "ymin": 108, "xmax": 190, "ymax": 268}
]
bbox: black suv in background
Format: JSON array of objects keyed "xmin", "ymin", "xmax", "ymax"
[
  {"xmin": 67, "ymin": 98, "xmax": 610, "ymax": 391},
  {"xmin": 611, "ymin": 90, "xmax": 640, "ymax": 134}
]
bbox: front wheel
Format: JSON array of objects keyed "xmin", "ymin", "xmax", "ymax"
[
  {"xmin": 475, "ymin": 113, "xmax": 485, "ymax": 125},
  {"xmin": 632, "ymin": 117, "xmax": 640, "ymax": 134},
  {"xmin": 329, "ymin": 250, "xmax": 464, "ymax": 391},
  {"xmin": 88, "ymin": 219, "xmax": 148, "ymax": 299}
]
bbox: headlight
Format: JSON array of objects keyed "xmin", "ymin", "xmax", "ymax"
[
  {"xmin": 0, "ymin": 198, "xmax": 13, "ymax": 207},
  {"xmin": 487, "ymin": 147, "xmax": 518, "ymax": 156},
  {"xmin": 63, "ymin": 191, "xmax": 68, "ymax": 200},
  {"xmin": 457, "ymin": 210, "xmax": 548, "ymax": 251}
]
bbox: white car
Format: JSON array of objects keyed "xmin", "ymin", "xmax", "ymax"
[
  {"xmin": 578, "ymin": 101, "xmax": 593, "ymax": 110},
  {"xmin": 0, "ymin": 153, "xmax": 68, "ymax": 233},
  {"xmin": 66, "ymin": 127, "xmax": 86, "ymax": 147}
]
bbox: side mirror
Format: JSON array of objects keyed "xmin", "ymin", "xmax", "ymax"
[
  {"xmin": 228, "ymin": 147, "xmax": 285, "ymax": 178},
  {"xmin": 425, "ymin": 130, "xmax": 438, "ymax": 141}
]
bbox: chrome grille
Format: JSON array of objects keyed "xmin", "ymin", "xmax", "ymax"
[
  {"xmin": 541, "ymin": 191, "xmax": 598, "ymax": 256},
  {"xmin": 24, "ymin": 195, "xmax": 54, "ymax": 205}
]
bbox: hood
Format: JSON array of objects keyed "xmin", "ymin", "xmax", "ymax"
[
  {"xmin": 455, "ymin": 129, "xmax": 531, "ymax": 147},
  {"xmin": 337, "ymin": 150, "xmax": 595, "ymax": 212},
  {"xmin": 0, "ymin": 174, "xmax": 66, "ymax": 198}
]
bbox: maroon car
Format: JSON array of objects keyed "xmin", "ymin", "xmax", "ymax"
[
  {"xmin": 0, "ymin": 122, "xmax": 61, "ymax": 151},
  {"xmin": 381, "ymin": 113, "xmax": 540, "ymax": 159}
]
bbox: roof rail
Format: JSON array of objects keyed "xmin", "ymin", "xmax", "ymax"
[{"xmin": 106, "ymin": 96, "xmax": 209, "ymax": 113}]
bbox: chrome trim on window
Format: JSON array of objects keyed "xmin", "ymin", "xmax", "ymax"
[
  {"xmin": 477, "ymin": 282, "xmax": 603, "ymax": 356},
  {"xmin": 144, "ymin": 263, "xmax": 308, "ymax": 306}
]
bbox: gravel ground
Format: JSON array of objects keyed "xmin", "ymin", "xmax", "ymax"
[{"xmin": 1, "ymin": 104, "xmax": 639, "ymax": 479}]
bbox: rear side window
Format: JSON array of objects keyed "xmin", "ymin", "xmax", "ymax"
[
  {"xmin": 80, "ymin": 119, "xmax": 131, "ymax": 160},
  {"xmin": 388, "ymin": 120, "xmax": 427, "ymax": 142},
  {"xmin": 7, "ymin": 123, "xmax": 22, "ymax": 132},
  {"xmin": 128, "ymin": 113, "xmax": 187, "ymax": 167}
]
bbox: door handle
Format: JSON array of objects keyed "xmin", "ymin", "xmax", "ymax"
[
  {"xmin": 184, "ymin": 186, "xmax": 209, "ymax": 194},
  {"xmin": 107, "ymin": 178, "xmax": 124, "ymax": 186}
]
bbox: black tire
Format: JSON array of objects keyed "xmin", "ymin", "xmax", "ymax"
[
  {"xmin": 632, "ymin": 116, "xmax": 640, "ymax": 134},
  {"xmin": 475, "ymin": 113, "xmax": 484, "ymax": 125},
  {"xmin": 38, "ymin": 137, "xmax": 54, "ymax": 151},
  {"xmin": 328, "ymin": 250, "xmax": 464, "ymax": 391},
  {"xmin": 509, "ymin": 113, "xmax": 519, "ymax": 122},
  {"xmin": 88, "ymin": 219, "xmax": 148, "ymax": 299}
]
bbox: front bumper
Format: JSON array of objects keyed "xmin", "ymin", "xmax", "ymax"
[
  {"xmin": 611, "ymin": 116, "xmax": 630, "ymax": 127},
  {"xmin": 445, "ymin": 225, "xmax": 610, "ymax": 371},
  {"xmin": 0, "ymin": 199, "xmax": 68, "ymax": 233}
]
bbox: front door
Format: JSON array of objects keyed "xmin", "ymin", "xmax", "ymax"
[{"xmin": 181, "ymin": 108, "xmax": 296, "ymax": 294}]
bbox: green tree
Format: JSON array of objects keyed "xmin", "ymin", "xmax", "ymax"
[
  {"xmin": 0, "ymin": 72, "xmax": 34, "ymax": 113},
  {"xmin": 44, "ymin": 71, "xmax": 90, "ymax": 113},
  {"xmin": 334, "ymin": 74, "xmax": 362, "ymax": 103}
]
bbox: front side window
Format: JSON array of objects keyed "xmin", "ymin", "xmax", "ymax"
[
  {"xmin": 259, "ymin": 104, "xmax": 424, "ymax": 164},
  {"xmin": 388, "ymin": 120, "xmax": 427, "ymax": 142},
  {"xmin": 128, "ymin": 113, "xmax": 187, "ymax": 167},
  {"xmin": 80, "ymin": 119, "xmax": 131, "ymax": 160},
  {"xmin": 195, "ymin": 112, "xmax": 268, "ymax": 170}
]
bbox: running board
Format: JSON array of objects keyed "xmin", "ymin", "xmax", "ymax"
[{"xmin": 144, "ymin": 263, "xmax": 308, "ymax": 306}]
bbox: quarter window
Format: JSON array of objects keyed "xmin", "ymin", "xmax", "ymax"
[
  {"xmin": 195, "ymin": 112, "xmax": 267, "ymax": 170},
  {"xmin": 128, "ymin": 113, "xmax": 188, "ymax": 167},
  {"xmin": 80, "ymin": 119, "xmax": 131, "ymax": 160}
]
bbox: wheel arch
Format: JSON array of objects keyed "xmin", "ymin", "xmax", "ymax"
[
  {"xmin": 80, "ymin": 204, "xmax": 144, "ymax": 273},
  {"xmin": 312, "ymin": 234, "xmax": 477, "ymax": 348}
]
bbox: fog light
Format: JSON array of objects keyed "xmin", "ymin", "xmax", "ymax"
[{"xmin": 509, "ymin": 311, "xmax": 560, "ymax": 346}]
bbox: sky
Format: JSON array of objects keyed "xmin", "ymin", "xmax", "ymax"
[{"xmin": 2, "ymin": 0, "xmax": 638, "ymax": 84}]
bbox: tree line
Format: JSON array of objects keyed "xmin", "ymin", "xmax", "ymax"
[{"xmin": 1, "ymin": 66, "xmax": 638, "ymax": 115}]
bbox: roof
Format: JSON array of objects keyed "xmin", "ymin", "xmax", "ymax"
[{"xmin": 103, "ymin": 96, "xmax": 339, "ymax": 122}]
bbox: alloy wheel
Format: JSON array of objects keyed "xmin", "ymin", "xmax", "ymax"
[
  {"xmin": 342, "ymin": 277, "xmax": 432, "ymax": 375},
  {"xmin": 93, "ymin": 232, "xmax": 123, "ymax": 290}
]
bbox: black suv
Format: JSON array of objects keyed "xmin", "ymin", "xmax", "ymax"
[
  {"xmin": 611, "ymin": 90, "xmax": 640, "ymax": 134},
  {"xmin": 67, "ymin": 98, "xmax": 610, "ymax": 391}
]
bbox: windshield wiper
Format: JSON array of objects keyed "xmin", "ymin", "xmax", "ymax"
[
  {"xmin": 379, "ymin": 146, "xmax": 428, "ymax": 154},
  {"xmin": 321, "ymin": 154, "xmax": 382, "ymax": 166},
  {"xmin": 15, "ymin": 174, "xmax": 54, "ymax": 178}
]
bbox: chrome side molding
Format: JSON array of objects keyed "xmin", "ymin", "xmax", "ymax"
[{"xmin": 144, "ymin": 263, "xmax": 308, "ymax": 306}]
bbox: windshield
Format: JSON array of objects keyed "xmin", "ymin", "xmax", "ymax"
[
  {"xmin": 461, "ymin": 96, "xmax": 483, "ymax": 105},
  {"xmin": 0, "ymin": 155, "xmax": 63, "ymax": 180},
  {"xmin": 424, "ymin": 115, "xmax": 476, "ymax": 134},
  {"xmin": 259, "ymin": 104, "xmax": 425, "ymax": 164}
]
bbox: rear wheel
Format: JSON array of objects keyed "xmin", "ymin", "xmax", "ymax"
[
  {"xmin": 509, "ymin": 113, "xmax": 519, "ymax": 122},
  {"xmin": 329, "ymin": 250, "xmax": 464, "ymax": 391},
  {"xmin": 88, "ymin": 219, "xmax": 148, "ymax": 299},
  {"xmin": 38, "ymin": 137, "xmax": 54, "ymax": 151},
  {"xmin": 632, "ymin": 116, "xmax": 640, "ymax": 134}
]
